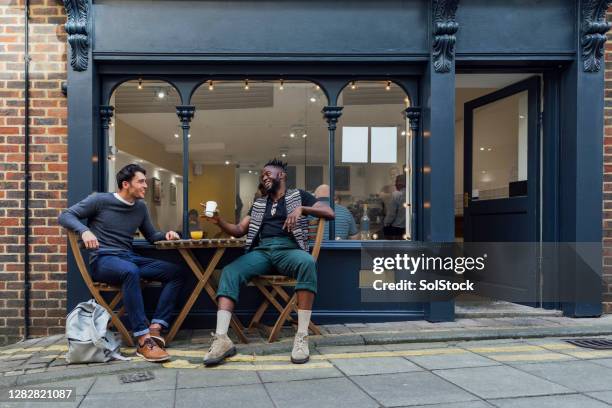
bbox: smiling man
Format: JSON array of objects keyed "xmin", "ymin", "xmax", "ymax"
[
  {"xmin": 58, "ymin": 164, "xmax": 184, "ymax": 362},
  {"xmin": 202, "ymin": 158, "xmax": 335, "ymax": 366}
]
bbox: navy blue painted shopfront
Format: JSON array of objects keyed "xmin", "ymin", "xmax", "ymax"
[{"xmin": 65, "ymin": 0, "xmax": 606, "ymax": 327}]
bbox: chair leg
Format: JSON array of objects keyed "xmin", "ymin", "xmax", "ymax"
[
  {"xmin": 91, "ymin": 290, "xmax": 133, "ymax": 347},
  {"xmin": 268, "ymin": 294, "xmax": 297, "ymax": 343}
]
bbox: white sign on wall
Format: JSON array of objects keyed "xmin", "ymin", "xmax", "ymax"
[
  {"xmin": 341, "ymin": 126, "xmax": 368, "ymax": 163},
  {"xmin": 371, "ymin": 127, "xmax": 397, "ymax": 163}
]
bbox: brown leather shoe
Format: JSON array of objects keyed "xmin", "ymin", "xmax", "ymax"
[
  {"xmin": 149, "ymin": 327, "xmax": 166, "ymax": 348},
  {"xmin": 136, "ymin": 337, "xmax": 170, "ymax": 362}
]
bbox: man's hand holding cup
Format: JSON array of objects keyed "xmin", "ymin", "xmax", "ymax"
[{"xmin": 200, "ymin": 201, "xmax": 219, "ymax": 224}]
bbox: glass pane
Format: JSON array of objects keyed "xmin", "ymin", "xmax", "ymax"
[
  {"xmin": 190, "ymin": 80, "xmax": 328, "ymax": 239},
  {"xmin": 109, "ymin": 80, "xmax": 184, "ymax": 236},
  {"xmin": 336, "ymin": 81, "xmax": 410, "ymax": 241},
  {"xmin": 472, "ymin": 90, "xmax": 528, "ymax": 200}
]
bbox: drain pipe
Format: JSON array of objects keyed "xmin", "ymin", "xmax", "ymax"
[{"xmin": 23, "ymin": 0, "xmax": 31, "ymax": 340}]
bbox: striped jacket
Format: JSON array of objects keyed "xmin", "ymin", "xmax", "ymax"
[{"xmin": 245, "ymin": 188, "xmax": 309, "ymax": 252}]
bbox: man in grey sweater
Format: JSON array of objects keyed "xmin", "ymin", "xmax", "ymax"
[{"xmin": 58, "ymin": 164, "xmax": 184, "ymax": 362}]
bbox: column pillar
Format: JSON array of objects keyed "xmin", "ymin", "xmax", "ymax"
[
  {"xmin": 322, "ymin": 106, "xmax": 343, "ymax": 240},
  {"xmin": 176, "ymin": 105, "xmax": 195, "ymax": 239}
]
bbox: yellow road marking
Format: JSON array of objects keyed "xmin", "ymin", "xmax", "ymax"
[
  {"xmin": 565, "ymin": 350, "xmax": 612, "ymax": 359},
  {"xmin": 487, "ymin": 353, "xmax": 573, "ymax": 362},
  {"xmin": 210, "ymin": 362, "xmax": 334, "ymax": 371},
  {"xmin": 467, "ymin": 345, "xmax": 546, "ymax": 353}
]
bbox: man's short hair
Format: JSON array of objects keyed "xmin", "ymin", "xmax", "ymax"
[
  {"xmin": 264, "ymin": 158, "xmax": 288, "ymax": 173},
  {"xmin": 116, "ymin": 163, "xmax": 147, "ymax": 189}
]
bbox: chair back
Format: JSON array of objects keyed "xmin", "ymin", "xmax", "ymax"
[
  {"xmin": 66, "ymin": 229, "xmax": 97, "ymax": 288},
  {"xmin": 308, "ymin": 218, "xmax": 325, "ymax": 262}
]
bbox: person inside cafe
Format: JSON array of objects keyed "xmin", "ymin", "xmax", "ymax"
[
  {"xmin": 202, "ymin": 158, "xmax": 335, "ymax": 366},
  {"xmin": 312, "ymin": 184, "xmax": 358, "ymax": 240},
  {"xmin": 383, "ymin": 174, "xmax": 407, "ymax": 240},
  {"xmin": 58, "ymin": 164, "xmax": 184, "ymax": 362}
]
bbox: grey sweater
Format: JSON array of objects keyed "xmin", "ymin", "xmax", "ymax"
[{"xmin": 58, "ymin": 192, "xmax": 165, "ymax": 263}]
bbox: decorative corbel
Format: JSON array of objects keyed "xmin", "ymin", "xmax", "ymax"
[
  {"xmin": 432, "ymin": 0, "xmax": 459, "ymax": 73},
  {"xmin": 581, "ymin": 0, "xmax": 612, "ymax": 72},
  {"xmin": 63, "ymin": 0, "xmax": 90, "ymax": 72}
]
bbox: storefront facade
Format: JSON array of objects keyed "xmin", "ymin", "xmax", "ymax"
[{"xmin": 0, "ymin": 0, "xmax": 610, "ymax": 343}]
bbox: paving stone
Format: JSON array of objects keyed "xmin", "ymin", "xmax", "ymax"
[
  {"xmin": 315, "ymin": 344, "xmax": 383, "ymax": 354},
  {"xmin": 514, "ymin": 360, "xmax": 612, "ymax": 392},
  {"xmin": 409, "ymin": 402, "xmax": 494, "ymax": 408},
  {"xmin": 434, "ymin": 365, "xmax": 572, "ymax": 399},
  {"xmin": 176, "ymin": 384, "xmax": 274, "ymax": 408},
  {"xmin": 177, "ymin": 368, "xmax": 260, "ymax": 389},
  {"xmin": 352, "ymin": 371, "xmax": 478, "ymax": 407},
  {"xmin": 320, "ymin": 324, "xmax": 352, "ymax": 335},
  {"xmin": 257, "ymin": 365, "xmax": 343, "ymax": 383},
  {"xmin": 265, "ymin": 377, "xmax": 377, "ymax": 408},
  {"xmin": 330, "ymin": 356, "xmax": 422, "ymax": 376},
  {"xmin": 381, "ymin": 341, "xmax": 451, "ymax": 351},
  {"xmin": 18, "ymin": 377, "xmax": 96, "ymax": 396},
  {"xmin": 87, "ymin": 368, "xmax": 177, "ymax": 395},
  {"xmin": 586, "ymin": 391, "xmax": 612, "ymax": 405},
  {"xmin": 0, "ymin": 397, "xmax": 84, "ymax": 408},
  {"xmin": 489, "ymin": 394, "xmax": 609, "ymax": 408},
  {"xmin": 80, "ymin": 390, "xmax": 173, "ymax": 408},
  {"xmin": 407, "ymin": 351, "xmax": 500, "ymax": 370}
]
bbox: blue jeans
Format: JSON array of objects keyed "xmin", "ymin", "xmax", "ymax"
[{"xmin": 92, "ymin": 252, "xmax": 185, "ymax": 337}]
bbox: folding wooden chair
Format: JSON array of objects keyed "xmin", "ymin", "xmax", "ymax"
[
  {"xmin": 247, "ymin": 218, "xmax": 325, "ymax": 342},
  {"xmin": 67, "ymin": 229, "xmax": 158, "ymax": 347}
]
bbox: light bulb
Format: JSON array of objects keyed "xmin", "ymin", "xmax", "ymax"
[
  {"xmin": 302, "ymin": 133, "xmax": 307, "ymax": 138},
  {"xmin": 385, "ymin": 81, "xmax": 391, "ymax": 91},
  {"xmin": 281, "ymin": 153, "xmax": 287, "ymax": 158},
  {"xmin": 310, "ymin": 96, "xmax": 316, "ymax": 103},
  {"xmin": 157, "ymin": 89, "xmax": 165, "ymax": 99},
  {"xmin": 401, "ymin": 130, "xmax": 406, "ymax": 136},
  {"xmin": 174, "ymin": 133, "xmax": 179, "ymax": 138},
  {"xmin": 350, "ymin": 81, "xmax": 356, "ymax": 90},
  {"xmin": 244, "ymin": 79, "xmax": 249, "ymax": 90},
  {"xmin": 315, "ymin": 85, "xmax": 320, "ymax": 90},
  {"xmin": 289, "ymin": 132, "xmax": 295, "ymax": 138},
  {"xmin": 279, "ymin": 79, "xmax": 284, "ymax": 90},
  {"xmin": 137, "ymin": 79, "xmax": 143, "ymax": 90},
  {"xmin": 208, "ymin": 80, "xmax": 214, "ymax": 91},
  {"xmin": 188, "ymin": 134, "xmax": 191, "ymax": 138},
  {"xmin": 225, "ymin": 160, "xmax": 230, "ymax": 165}
]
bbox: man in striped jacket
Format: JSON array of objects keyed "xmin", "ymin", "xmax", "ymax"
[{"xmin": 202, "ymin": 159, "xmax": 334, "ymax": 366}]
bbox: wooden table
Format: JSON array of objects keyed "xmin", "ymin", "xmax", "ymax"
[{"xmin": 155, "ymin": 238, "xmax": 248, "ymax": 344}]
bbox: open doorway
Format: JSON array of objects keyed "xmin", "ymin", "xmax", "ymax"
[{"xmin": 454, "ymin": 73, "xmax": 558, "ymax": 318}]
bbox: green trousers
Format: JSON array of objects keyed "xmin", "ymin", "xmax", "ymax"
[{"xmin": 217, "ymin": 236, "xmax": 317, "ymax": 303}]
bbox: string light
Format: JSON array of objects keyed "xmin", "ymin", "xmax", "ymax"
[
  {"xmin": 137, "ymin": 78, "xmax": 143, "ymax": 90},
  {"xmin": 350, "ymin": 81, "xmax": 356, "ymax": 90},
  {"xmin": 279, "ymin": 79, "xmax": 284, "ymax": 90},
  {"xmin": 244, "ymin": 79, "xmax": 249, "ymax": 90},
  {"xmin": 208, "ymin": 80, "xmax": 214, "ymax": 91},
  {"xmin": 385, "ymin": 80, "xmax": 391, "ymax": 91}
]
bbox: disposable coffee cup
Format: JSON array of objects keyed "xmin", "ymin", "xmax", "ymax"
[{"xmin": 205, "ymin": 201, "xmax": 217, "ymax": 217}]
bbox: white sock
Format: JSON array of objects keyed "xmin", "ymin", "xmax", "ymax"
[
  {"xmin": 297, "ymin": 309, "xmax": 312, "ymax": 335},
  {"xmin": 215, "ymin": 310, "xmax": 231, "ymax": 336}
]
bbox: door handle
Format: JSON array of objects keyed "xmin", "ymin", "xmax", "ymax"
[{"xmin": 463, "ymin": 192, "xmax": 469, "ymax": 208}]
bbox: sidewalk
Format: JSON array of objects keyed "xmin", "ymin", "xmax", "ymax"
[{"xmin": 2, "ymin": 314, "xmax": 612, "ymax": 388}]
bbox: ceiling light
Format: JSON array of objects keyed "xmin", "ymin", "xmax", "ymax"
[
  {"xmin": 487, "ymin": 148, "xmax": 492, "ymax": 151},
  {"xmin": 385, "ymin": 80, "xmax": 391, "ymax": 91},
  {"xmin": 157, "ymin": 89, "xmax": 165, "ymax": 99},
  {"xmin": 479, "ymin": 147, "xmax": 485, "ymax": 151},
  {"xmin": 188, "ymin": 134, "xmax": 191, "ymax": 138},
  {"xmin": 225, "ymin": 160, "xmax": 230, "ymax": 165},
  {"xmin": 350, "ymin": 81, "xmax": 356, "ymax": 90},
  {"xmin": 208, "ymin": 80, "xmax": 214, "ymax": 91},
  {"xmin": 281, "ymin": 153, "xmax": 287, "ymax": 158},
  {"xmin": 174, "ymin": 133, "xmax": 179, "ymax": 138},
  {"xmin": 248, "ymin": 170, "xmax": 252, "ymax": 174},
  {"xmin": 279, "ymin": 79, "xmax": 284, "ymax": 90},
  {"xmin": 401, "ymin": 130, "xmax": 406, "ymax": 136},
  {"xmin": 244, "ymin": 79, "xmax": 249, "ymax": 90},
  {"xmin": 137, "ymin": 78, "xmax": 143, "ymax": 90},
  {"xmin": 315, "ymin": 84, "xmax": 320, "ymax": 90},
  {"xmin": 309, "ymin": 96, "xmax": 316, "ymax": 103},
  {"xmin": 302, "ymin": 133, "xmax": 307, "ymax": 138},
  {"xmin": 289, "ymin": 132, "xmax": 295, "ymax": 138},
  {"xmin": 519, "ymin": 115, "xmax": 525, "ymax": 119}
]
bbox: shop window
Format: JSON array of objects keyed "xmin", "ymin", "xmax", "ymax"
[
  {"xmin": 336, "ymin": 81, "xmax": 410, "ymax": 241},
  {"xmin": 108, "ymin": 80, "xmax": 184, "ymax": 235},
  {"xmin": 190, "ymin": 80, "xmax": 328, "ymax": 239}
]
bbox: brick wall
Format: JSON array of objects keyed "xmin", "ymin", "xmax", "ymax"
[
  {"xmin": 0, "ymin": 0, "xmax": 67, "ymax": 345},
  {"xmin": 605, "ymin": 8, "xmax": 612, "ymax": 314}
]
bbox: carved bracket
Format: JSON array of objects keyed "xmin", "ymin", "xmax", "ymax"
[
  {"xmin": 432, "ymin": 0, "xmax": 459, "ymax": 73},
  {"xmin": 405, "ymin": 107, "xmax": 421, "ymax": 133},
  {"xmin": 322, "ymin": 106, "xmax": 344, "ymax": 131},
  {"xmin": 63, "ymin": 0, "xmax": 90, "ymax": 72},
  {"xmin": 581, "ymin": 0, "xmax": 612, "ymax": 72},
  {"xmin": 176, "ymin": 106, "xmax": 195, "ymax": 129}
]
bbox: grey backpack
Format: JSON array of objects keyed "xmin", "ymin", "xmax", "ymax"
[{"xmin": 65, "ymin": 299, "xmax": 129, "ymax": 364}]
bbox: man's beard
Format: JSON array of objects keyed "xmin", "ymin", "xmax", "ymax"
[{"xmin": 265, "ymin": 178, "xmax": 281, "ymax": 195}]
